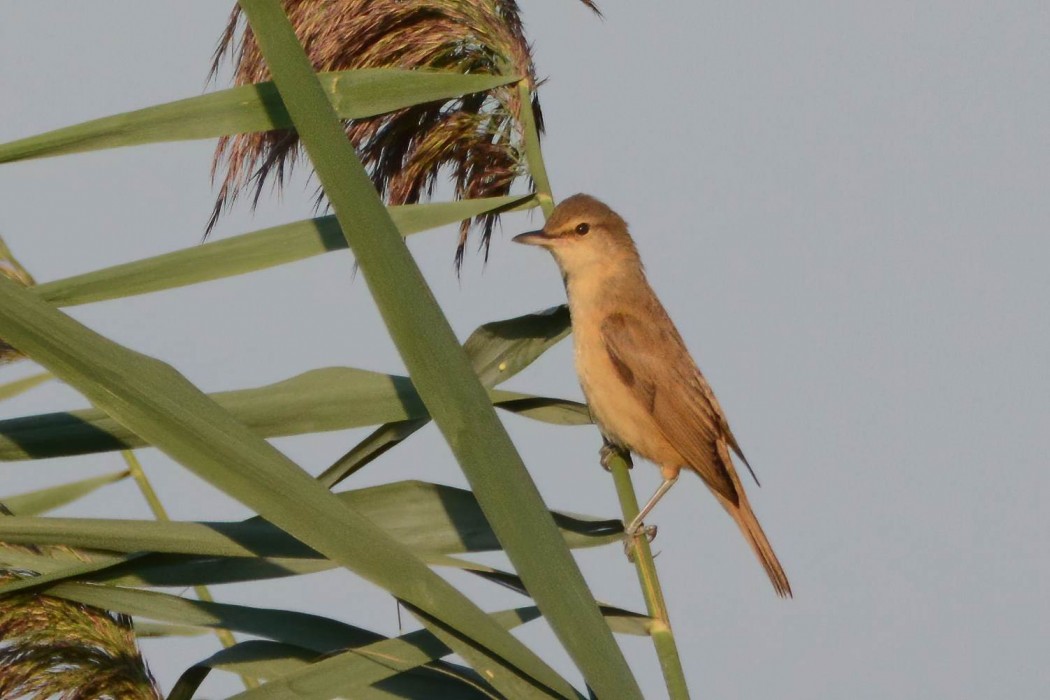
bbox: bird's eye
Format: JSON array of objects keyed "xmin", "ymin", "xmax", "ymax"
[{"xmin": 574, "ymin": 223, "xmax": 590, "ymax": 235}]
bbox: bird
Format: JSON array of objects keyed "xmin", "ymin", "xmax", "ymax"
[{"xmin": 513, "ymin": 194, "xmax": 791, "ymax": 597}]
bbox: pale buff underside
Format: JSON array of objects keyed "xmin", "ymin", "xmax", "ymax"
[
  {"xmin": 567, "ymin": 263, "xmax": 692, "ymax": 478},
  {"xmin": 574, "ymin": 318, "xmax": 687, "ymax": 479}
]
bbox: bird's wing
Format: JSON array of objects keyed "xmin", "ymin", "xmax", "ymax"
[
  {"xmin": 601, "ymin": 311, "xmax": 739, "ymax": 502},
  {"xmin": 692, "ymin": 363, "xmax": 761, "ymax": 486}
]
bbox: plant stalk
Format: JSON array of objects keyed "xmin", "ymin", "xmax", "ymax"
[
  {"xmin": 120, "ymin": 450, "xmax": 258, "ymax": 690},
  {"xmin": 520, "ymin": 74, "xmax": 691, "ymax": 698},
  {"xmin": 609, "ymin": 449, "xmax": 691, "ymax": 700},
  {"xmin": 518, "ymin": 82, "xmax": 555, "ymax": 217}
]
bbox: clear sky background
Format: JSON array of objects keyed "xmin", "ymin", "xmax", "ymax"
[{"xmin": 2, "ymin": 2, "xmax": 1048, "ymax": 698}]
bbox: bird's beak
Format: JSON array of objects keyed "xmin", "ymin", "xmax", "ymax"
[{"xmin": 513, "ymin": 229, "xmax": 554, "ymax": 247}]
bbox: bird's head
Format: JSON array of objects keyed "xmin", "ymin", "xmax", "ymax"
[{"xmin": 513, "ymin": 193, "xmax": 641, "ymax": 274}]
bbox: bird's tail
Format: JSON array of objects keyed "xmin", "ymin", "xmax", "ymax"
[
  {"xmin": 715, "ymin": 440, "xmax": 792, "ymax": 597},
  {"xmin": 719, "ymin": 492, "xmax": 793, "ymax": 597}
]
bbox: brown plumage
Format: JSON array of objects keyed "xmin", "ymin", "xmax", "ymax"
[{"xmin": 514, "ymin": 194, "xmax": 791, "ymax": 597}]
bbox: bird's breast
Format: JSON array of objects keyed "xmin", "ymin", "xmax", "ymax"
[{"xmin": 571, "ymin": 311, "xmax": 684, "ymax": 470}]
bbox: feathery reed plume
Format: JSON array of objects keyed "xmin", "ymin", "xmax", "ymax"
[
  {"xmin": 209, "ymin": 0, "xmax": 601, "ymax": 268},
  {"xmin": 0, "ymin": 505, "xmax": 160, "ymax": 699}
]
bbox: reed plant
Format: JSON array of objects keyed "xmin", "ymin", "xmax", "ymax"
[{"xmin": 0, "ymin": 2, "xmax": 689, "ymax": 697}]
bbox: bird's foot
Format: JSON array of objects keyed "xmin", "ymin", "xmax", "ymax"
[
  {"xmin": 599, "ymin": 443, "xmax": 632, "ymax": 471},
  {"xmin": 622, "ymin": 522, "xmax": 658, "ymax": 561}
]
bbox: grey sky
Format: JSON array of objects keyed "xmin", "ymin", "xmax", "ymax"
[{"xmin": 2, "ymin": 2, "xmax": 1048, "ymax": 697}]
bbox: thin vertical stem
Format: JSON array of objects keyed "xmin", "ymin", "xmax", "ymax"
[
  {"xmin": 519, "ymin": 78, "xmax": 692, "ymax": 696},
  {"xmin": 120, "ymin": 450, "xmax": 258, "ymax": 690},
  {"xmin": 608, "ymin": 449, "xmax": 691, "ymax": 700},
  {"xmin": 518, "ymin": 82, "xmax": 555, "ymax": 218}
]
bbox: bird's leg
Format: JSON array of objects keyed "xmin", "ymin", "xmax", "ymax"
[
  {"xmin": 599, "ymin": 438, "xmax": 632, "ymax": 471},
  {"xmin": 624, "ymin": 475, "xmax": 679, "ymax": 549}
]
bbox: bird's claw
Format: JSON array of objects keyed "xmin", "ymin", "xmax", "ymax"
[
  {"xmin": 599, "ymin": 443, "xmax": 631, "ymax": 471},
  {"xmin": 622, "ymin": 523, "xmax": 658, "ymax": 561}
]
